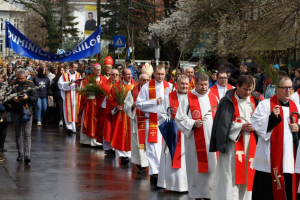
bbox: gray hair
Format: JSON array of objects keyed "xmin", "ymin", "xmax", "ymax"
[
  {"xmin": 184, "ymin": 66, "xmax": 194, "ymax": 72},
  {"xmin": 16, "ymin": 69, "xmax": 26, "ymax": 76},
  {"xmin": 177, "ymin": 74, "xmax": 189, "ymax": 84},
  {"xmin": 195, "ymin": 73, "xmax": 209, "ymax": 83},
  {"xmin": 110, "ymin": 68, "xmax": 119, "ymax": 74}
]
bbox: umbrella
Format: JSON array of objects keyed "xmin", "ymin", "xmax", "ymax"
[
  {"xmin": 290, "ymin": 112, "xmax": 300, "ymax": 154},
  {"xmin": 158, "ymin": 107, "xmax": 180, "ymax": 160}
]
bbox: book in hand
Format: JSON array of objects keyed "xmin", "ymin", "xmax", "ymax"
[{"xmin": 71, "ymin": 78, "xmax": 85, "ymax": 84}]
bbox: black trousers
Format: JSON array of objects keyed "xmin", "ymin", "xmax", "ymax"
[
  {"xmin": 0, "ymin": 121, "xmax": 8, "ymax": 148},
  {"xmin": 54, "ymin": 96, "xmax": 63, "ymax": 121},
  {"xmin": 252, "ymin": 170, "xmax": 293, "ymax": 200}
]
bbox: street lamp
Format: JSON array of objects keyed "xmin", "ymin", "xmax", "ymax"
[{"xmin": 127, "ymin": 0, "xmax": 135, "ymax": 59}]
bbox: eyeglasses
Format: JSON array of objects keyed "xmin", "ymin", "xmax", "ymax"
[
  {"xmin": 278, "ymin": 86, "xmax": 293, "ymax": 91},
  {"xmin": 218, "ymin": 77, "xmax": 227, "ymax": 80}
]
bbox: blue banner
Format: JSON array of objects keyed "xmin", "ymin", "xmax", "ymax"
[{"xmin": 5, "ymin": 21, "xmax": 101, "ymax": 62}]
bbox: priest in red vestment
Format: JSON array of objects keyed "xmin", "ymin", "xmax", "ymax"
[
  {"xmin": 107, "ymin": 68, "xmax": 135, "ymax": 165},
  {"xmin": 209, "ymin": 71, "xmax": 233, "ymax": 100},
  {"xmin": 97, "ymin": 68, "xmax": 120, "ymax": 154},
  {"xmin": 77, "ymin": 64, "xmax": 107, "ymax": 147},
  {"xmin": 103, "ymin": 55, "xmax": 114, "ymax": 79}
]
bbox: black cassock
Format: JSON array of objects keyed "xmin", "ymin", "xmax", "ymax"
[{"xmin": 85, "ymin": 19, "xmax": 96, "ymax": 31}]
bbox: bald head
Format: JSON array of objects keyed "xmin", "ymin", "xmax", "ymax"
[
  {"xmin": 138, "ymin": 73, "xmax": 150, "ymax": 86},
  {"xmin": 93, "ymin": 64, "xmax": 101, "ymax": 77},
  {"xmin": 122, "ymin": 67, "xmax": 132, "ymax": 82},
  {"xmin": 110, "ymin": 68, "xmax": 119, "ymax": 82}
]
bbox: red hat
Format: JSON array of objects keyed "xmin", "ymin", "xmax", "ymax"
[{"xmin": 104, "ymin": 56, "xmax": 114, "ymax": 67}]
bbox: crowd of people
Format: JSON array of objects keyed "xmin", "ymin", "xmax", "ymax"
[{"xmin": 1, "ymin": 55, "xmax": 300, "ymax": 200}]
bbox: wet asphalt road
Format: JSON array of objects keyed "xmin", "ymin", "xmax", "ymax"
[{"xmin": 0, "ymin": 124, "xmax": 191, "ymax": 200}]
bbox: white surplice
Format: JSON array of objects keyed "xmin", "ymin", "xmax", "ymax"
[
  {"xmin": 58, "ymin": 70, "xmax": 81, "ymax": 132},
  {"xmin": 157, "ymin": 91, "xmax": 188, "ymax": 192},
  {"xmin": 211, "ymin": 93, "xmax": 253, "ymax": 200},
  {"xmin": 124, "ymin": 91, "xmax": 148, "ymax": 167},
  {"xmin": 136, "ymin": 80, "xmax": 172, "ymax": 175},
  {"xmin": 175, "ymin": 89, "xmax": 217, "ymax": 199},
  {"xmin": 291, "ymin": 91, "xmax": 300, "ymax": 104},
  {"xmin": 251, "ymin": 99, "xmax": 300, "ymax": 173}
]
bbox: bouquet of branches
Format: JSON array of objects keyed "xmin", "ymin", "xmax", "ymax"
[
  {"xmin": 110, "ymin": 83, "xmax": 130, "ymax": 120},
  {"xmin": 76, "ymin": 77, "xmax": 107, "ymax": 98}
]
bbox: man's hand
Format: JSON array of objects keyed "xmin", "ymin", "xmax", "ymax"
[
  {"xmin": 193, "ymin": 119, "xmax": 203, "ymax": 129},
  {"xmin": 241, "ymin": 123, "xmax": 255, "ymax": 132},
  {"xmin": 1, "ymin": 112, "xmax": 5, "ymax": 119},
  {"xmin": 117, "ymin": 105, "xmax": 123, "ymax": 111},
  {"xmin": 69, "ymin": 81, "xmax": 73, "ymax": 86},
  {"xmin": 49, "ymin": 96, "xmax": 53, "ymax": 101},
  {"xmin": 157, "ymin": 98, "xmax": 162, "ymax": 105},
  {"xmin": 19, "ymin": 94, "xmax": 28, "ymax": 101},
  {"xmin": 289, "ymin": 123, "xmax": 299, "ymax": 133},
  {"xmin": 273, "ymin": 105, "xmax": 280, "ymax": 117},
  {"xmin": 132, "ymin": 102, "xmax": 136, "ymax": 108},
  {"xmin": 13, "ymin": 96, "xmax": 20, "ymax": 103}
]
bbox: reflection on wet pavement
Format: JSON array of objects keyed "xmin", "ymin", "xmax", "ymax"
[{"xmin": 0, "ymin": 125, "xmax": 191, "ymax": 200}]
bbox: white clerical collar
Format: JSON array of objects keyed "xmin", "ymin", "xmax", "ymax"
[
  {"xmin": 191, "ymin": 88, "xmax": 208, "ymax": 97},
  {"xmin": 234, "ymin": 92, "xmax": 249, "ymax": 102},
  {"xmin": 217, "ymin": 84, "xmax": 226, "ymax": 89},
  {"xmin": 95, "ymin": 76, "xmax": 100, "ymax": 81},
  {"xmin": 155, "ymin": 80, "xmax": 163, "ymax": 85},
  {"xmin": 67, "ymin": 70, "xmax": 76, "ymax": 75},
  {"xmin": 123, "ymin": 80, "xmax": 131, "ymax": 85}
]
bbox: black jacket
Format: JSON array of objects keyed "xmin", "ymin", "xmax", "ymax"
[
  {"xmin": 209, "ymin": 88, "xmax": 261, "ymax": 153},
  {"xmin": 9, "ymin": 79, "xmax": 38, "ymax": 114}
]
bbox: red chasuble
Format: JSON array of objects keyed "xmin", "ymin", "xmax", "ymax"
[
  {"xmin": 210, "ymin": 83, "xmax": 233, "ymax": 100},
  {"xmin": 77, "ymin": 74, "xmax": 107, "ymax": 138},
  {"xmin": 270, "ymin": 95, "xmax": 299, "ymax": 200},
  {"xmin": 168, "ymin": 90, "xmax": 182, "ymax": 168},
  {"xmin": 96, "ymin": 79, "xmax": 119, "ymax": 143},
  {"xmin": 232, "ymin": 92, "xmax": 257, "ymax": 191},
  {"xmin": 148, "ymin": 79, "xmax": 170, "ymax": 143},
  {"xmin": 109, "ymin": 81, "xmax": 135, "ymax": 151},
  {"xmin": 187, "ymin": 92, "xmax": 218, "ymax": 173},
  {"xmin": 62, "ymin": 72, "xmax": 81, "ymax": 122},
  {"xmin": 132, "ymin": 84, "xmax": 146, "ymax": 150}
]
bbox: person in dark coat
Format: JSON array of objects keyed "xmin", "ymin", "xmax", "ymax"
[
  {"xmin": 51, "ymin": 66, "xmax": 64, "ymax": 126},
  {"xmin": 9, "ymin": 69, "xmax": 38, "ymax": 164},
  {"xmin": 255, "ymin": 66, "xmax": 267, "ymax": 94}
]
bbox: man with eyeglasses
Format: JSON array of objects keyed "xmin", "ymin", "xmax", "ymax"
[
  {"xmin": 210, "ymin": 75, "xmax": 262, "ymax": 200},
  {"xmin": 210, "ymin": 71, "xmax": 234, "ymax": 100},
  {"xmin": 97, "ymin": 68, "xmax": 120, "ymax": 155},
  {"xmin": 251, "ymin": 76, "xmax": 300, "ymax": 200},
  {"xmin": 124, "ymin": 73, "xmax": 151, "ymax": 172}
]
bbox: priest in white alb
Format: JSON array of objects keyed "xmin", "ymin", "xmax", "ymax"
[
  {"xmin": 176, "ymin": 73, "xmax": 219, "ymax": 199},
  {"xmin": 158, "ymin": 75, "xmax": 189, "ymax": 192},
  {"xmin": 209, "ymin": 75, "xmax": 262, "ymax": 200},
  {"xmin": 58, "ymin": 62, "xmax": 82, "ymax": 134},
  {"xmin": 124, "ymin": 73, "xmax": 151, "ymax": 173},
  {"xmin": 251, "ymin": 76, "xmax": 300, "ymax": 200},
  {"xmin": 291, "ymin": 76, "xmax": 300, "ymax": 104},
  {"xmin": 209, "ymin": 71, "xmax": 233, "ymax": 100},
  {"xmin": 136, "ymin": 65, "xmax": 172, "ymax": 185}
]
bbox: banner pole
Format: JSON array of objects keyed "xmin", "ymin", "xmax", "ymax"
[{"xmin": 5, "ymin": 47, "xmax": 7, "ymax": 84}]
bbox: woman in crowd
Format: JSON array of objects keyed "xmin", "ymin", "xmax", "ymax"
[
  {"xmin": 32, "ymin": 66, "xmax": 53, "ymax": 126},
  {"xmin": 51, "ymin": 66, "xmax": 64, "ymax": 126}
]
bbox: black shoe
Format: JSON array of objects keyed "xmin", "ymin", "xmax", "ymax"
[
  {"xmin": 137, "ymin": 165, "xmax": 144, "ymax": 174},
  {"xmin": 150, "ymin": 174, "xmax": 158, "ymax": 185},
  {"xmin": 0, "ymin": 148, "xmax": 7, "ymax": 152},
  {"xmin": 24, "ymin": 156, "xmax": 31, "ymax": 165},
  {"xmin": 104, "ymin": 149, "xmax": 115, "ymax": 155},
  {"xmin": 67, "ymin": 129, "xmax": 73, "ymax": 135},
  {"xmin": 17, "ymin": 154, "xmax": 23, "ymax": 161},
  {"xmin": 120, "ymin": 157, "xmax": 129, "ymax": 165}
]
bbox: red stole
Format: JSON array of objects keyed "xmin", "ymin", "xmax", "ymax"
[
  {"xmin": 188, "ymin": 77, "xmax": 196, "ymax": 91},
  {"xmin": 62, "ymin": 72, "xmax": 81, "ymax": 122},
  {"xmin": 80, "ymin": 74, "xmax": 107, "ymax": 138},
  {"xmin": 132, "ymin": 84, "xmax": 146, "ymax": 150},
  {"xmin": 270, "ymin": 95, "xmax": 299, "ymax": 200},
  {"xmin": 168, "ymin": 90, "xmax": 181, "ymax": 168},
  {"xmin": 109, "ymin": 82, "xmax": 134, "ymax": 151},
  {"xmin": 210, "ymin": 84, "xmax": 233, "ymax": 100},
  {"xmin": 232, "ymin": 92, "xmax": 256, "ymax": 191},
  {"xmin": 297, "ymin": 89, "xmax": 300, "ymax": 101},
  {"xmin": 187, "ymin": 92, "xmax": 218, "ymax": 173},
  {"xmin": 148, "ymin": 79, "xmax": 169, "ymax": 143}
]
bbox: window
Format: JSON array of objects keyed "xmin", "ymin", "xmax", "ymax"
[
  {"xmin": 0, "ymin": 19, "xmax": 3, "ymax": 31},
  {"xmin": 0, "ymin": 40, "xmax": 3, "ymax": 53}
]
